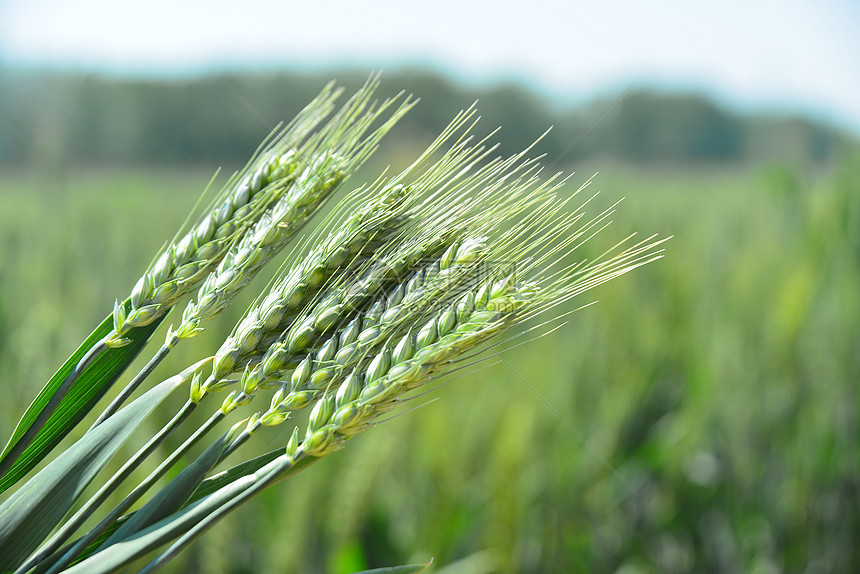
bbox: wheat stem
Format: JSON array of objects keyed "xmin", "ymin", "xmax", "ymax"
[
  {"xmin": 89, "ymin": 332, "xmax": 180, "ymax": 429},
  {"xmin": 137, "ymin": 451, "xmax": 305, "ymax": 574},
  {"xmin": 46, "ymin": 410, "xmax": 225, "ymax": 574},
  {"xmin": 20, "ymin": 400, "xmax": 197, "ymax": 574}
]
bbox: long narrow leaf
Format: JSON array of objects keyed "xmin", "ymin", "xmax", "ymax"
[
  {"xmin": 0, "ymin": 369, "xmax": 188, "ymax": 572},
  {"xmin": 188, "ymin": 449, "xmax": 319, "ymax": 505},
  {"xmin": 26, "ymin": 519, "xmax": 130, "ymax": 574},
  {"xmin": 101, "ymin": 432, "xmax": 231, "ymax": 548},
  {"xmin": 0, "ymin": 299, "xmax": 165, "ymax": 494},
  {"xmin": 60, "ymin": 472, "xmax": 265, "ymax": 574},
  {"xmin": 50, "ymin": 449, "xmax": 316, "ymax": 569}
]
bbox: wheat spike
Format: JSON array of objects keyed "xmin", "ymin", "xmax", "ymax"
[{"xmin": 105, "ymin": 85, "xmax": 343, "ymax": 347}]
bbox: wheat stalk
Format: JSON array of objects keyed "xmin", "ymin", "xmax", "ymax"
[
  {"xmin": 125, "ymin": 229, "xmax": 667, "ymax": 573},
  {"xmin": 247, "ymin": 229, "xmax": 668, "ymax": 459},
  {"xmin": 24, "ymin": 107, "xmax": 505, "ymax": 569},
  {"xmin": 1, "ymin": 79, "xmax": 670, "ymax": 574},
  {"xmin": 74, "ymin": 120, "xmax": 563, "ymax": 546}
]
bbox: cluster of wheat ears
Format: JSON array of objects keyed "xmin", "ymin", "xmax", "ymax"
[{"xmin": 0, "ymin": 77, "xmax": 666, "ymax": 573}]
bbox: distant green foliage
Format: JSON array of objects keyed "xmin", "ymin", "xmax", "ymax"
[{"xmin": 0, "ymin": 69, "xmax": 852, "ymax": 170}]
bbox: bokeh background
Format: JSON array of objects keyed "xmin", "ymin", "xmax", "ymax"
[{"xmin": 1, "ymin": 1, "xmax": 859, "ymax": 572}]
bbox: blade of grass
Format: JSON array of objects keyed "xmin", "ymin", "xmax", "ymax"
[
  {"xmin": 18, "ymin": 395, "xmax": 201, "ymax": 574},
  {"xmin": 0, "ymin": 299, "xmax": 165, "ymax": 494},
  {"xmin": 189, "ymin": 448, "xmax": 319, "ymax": 504},
  {"xmin": 0, "ymin": 339, "xmax": 108, "ymax": 482},
  {"xmin": 0, "ymin": 367, "xmax": 190, "ymax": 572}
]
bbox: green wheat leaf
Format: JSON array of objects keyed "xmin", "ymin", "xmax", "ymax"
[
  {"xmin": 100, "ymin": 431, "xmax": 232, "ymax": 548},
  {"xmin": 0, "ymin": 299, "xmax": 164, "ymax": 494},
  {"xmin": 187, "ymin": 448, "xmax": 319, "ymax": 505},
  {"xmin": 0, "ymin": 370, "xmax": 184, "ymax": 572}
]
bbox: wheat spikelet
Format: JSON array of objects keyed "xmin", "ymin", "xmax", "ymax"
[
  {"xmin": 276, "ymin": 229, "xmax": 665, "ymax": 461},
  {"xmin": 104, "ymin": 85, "xmax": 344, "ymax": 347},
  {"xmin": 224, "ymin": 174, "xmax": 668, "ymax": 453},
  {"xmin": 173, "ymin": 82, "xmax": 415, "ymax": 343},
  {"xmin": 194, "ymin": 108, "xmax": 493, "ymax": 392},
  {"xmin": 107, "ymin": 77, "xmax": 412, "ymax": 346}
]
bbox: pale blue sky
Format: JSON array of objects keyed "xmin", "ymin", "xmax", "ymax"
[{"xmin": 2, "ymin": 0, "xmax": 859, "ymax": 132}]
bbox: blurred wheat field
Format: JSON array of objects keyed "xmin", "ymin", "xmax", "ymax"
[{"xmin": 1, "ymin": 157, "xmax": 858, "ymax": 573}]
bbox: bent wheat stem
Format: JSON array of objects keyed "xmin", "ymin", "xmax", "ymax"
[
  {"xmin": 46, "ymin": 409, "xmax": 226, "ymax": 574},
  {"xmin": 21, "ymin": 401, "xmax": 196, "ymax": 574},
  {"xmin": 89, "ymin": 332, "xmax": 179, "ymax": 429}
]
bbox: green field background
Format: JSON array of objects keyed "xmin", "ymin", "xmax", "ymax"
[{"xmin": 1, "ymin": 113, "xmax": 859, "ymax": 571}]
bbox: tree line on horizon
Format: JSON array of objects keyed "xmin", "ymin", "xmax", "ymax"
[{"xmin": 0, "ymin": 68, "xmax": 852, "ymax": 171}]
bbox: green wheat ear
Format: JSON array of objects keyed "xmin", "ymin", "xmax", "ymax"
[
  {"xmin": 111, "ymin": 84, "xmax": 344, "ymax": 345},
  {"xmin": 115, "ymin": 77, "xmax": 413, "ymax": 344},
  {"xmin": 89, "ymin": 79, "xmax": 415, "ymax": 427}
]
